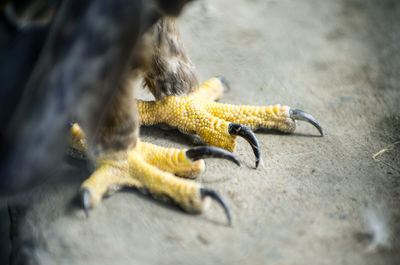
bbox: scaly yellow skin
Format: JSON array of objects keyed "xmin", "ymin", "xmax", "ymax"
[
  {"xmin": 138, "ymin": 77, "xmax": 296, "ymax": 152},
  {"xmin": 70, "ymin": 77, "xmax": 298, "ymax": 214},
  {"xmin": 80, "ymin": 143, "xmax": 208, "ymax": 212},
  {"xmin": 69, "ymin": 126, "xmax": 207, "ymax": 211},
  {"xmin": 69, "ymin": 123, "xmax": 87, "ymax": 151}
]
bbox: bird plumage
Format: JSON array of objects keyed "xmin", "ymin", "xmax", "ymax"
[{"xmin": 0, "ymin": 0, "xmax": 192, "ymax": 196}]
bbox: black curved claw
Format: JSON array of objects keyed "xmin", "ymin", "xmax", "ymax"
[
  {"xmin": 216, "ymin": 75, "xmax": 231, "ymax": 92},
  {"xmin": 289, "ymin": 109, "xmax": 324, "ymax": 136},
  {"xmin": 185, "ymin": 146, "xmax": 240, "ymax": 166},
  {"xmin": 80, "ymin": 188, "xmax": 91, "ymax": 218},
  {"xmin": 200, "ymin": 188, "xmax": 231, "ymax": 226},
  {"xmin": 228, "ymin": 123, "xmax": 260, "ymax": 168}
]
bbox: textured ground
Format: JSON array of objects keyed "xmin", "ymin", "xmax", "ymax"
[{"xmin": 1, "ymin": 0, "xmax": 400, "ymax": 264}]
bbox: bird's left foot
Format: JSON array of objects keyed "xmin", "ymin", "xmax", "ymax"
[
  {"xmin": 69, "ymin": 125, "xmax": 237, "ymax": 225},
  {"xmin": 138, "ymin": 77, "xmax": 323, "ymax": 167}
]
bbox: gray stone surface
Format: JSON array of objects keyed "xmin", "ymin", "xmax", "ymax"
[{"xmin": 2, "ymin": 0, "xmax": 400, "ymax": 264}]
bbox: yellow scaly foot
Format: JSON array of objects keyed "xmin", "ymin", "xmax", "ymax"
[
  {"xmin": 138, "ymin": 77, "xmax": 323, "ymax": 167},
  {"xmin": 69, "ymin": 124, "xmax": 239, "ymax": 225}
]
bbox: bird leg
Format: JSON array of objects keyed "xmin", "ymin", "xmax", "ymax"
[{"xmin": 138, "ymin": 77, "xmax": 323, "ymax": 167}]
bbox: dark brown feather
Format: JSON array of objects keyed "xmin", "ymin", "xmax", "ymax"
[
  {"xmin": 0, "ymin": 0, "xmax": 193, "ymax": 197},
  {"xmin": 143, "ymin": 17, "xmax": 199, "ymax": 99}
]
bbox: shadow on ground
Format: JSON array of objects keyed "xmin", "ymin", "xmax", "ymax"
[{"xmin": 1, "ymin": 0, "xmax": 399, "ymax": 264}]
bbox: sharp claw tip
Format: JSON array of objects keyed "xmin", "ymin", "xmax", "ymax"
[
  {"xmin": 215, "ymin": 75, "xmax": 231, "ymax": 92},
  {"xmin": 200, "ymin": 188, "xmax": 231, "ymax": 226},
  {"xmin": 290, "ymin": 109, "xmax": 324, "ymax": 137},
  {"xmin": 230, "ymin": 158, "xmax": 241, "ymax": 167},
  {"xmin": 80, "ymin": 188, "xmax": 91, "ymax": 218},
  {"xmin": 228, "ymin": 123, "xmax": 260, "ymax": 168},
  {"xmin": 186, "ymin": 146, "xmax": 241, "ymax": 166}
]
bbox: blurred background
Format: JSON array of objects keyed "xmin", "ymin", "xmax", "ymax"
[{"xmin": 1, "ymin": 0, "xmax": 399, "ymax": 264}]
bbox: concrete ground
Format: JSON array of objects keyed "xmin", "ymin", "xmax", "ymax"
[{"xmin": 1, "ymin": 0, "xmax": 400, "ymax": 264}]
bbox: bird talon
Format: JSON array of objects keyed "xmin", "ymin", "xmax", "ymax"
[
  {"xmin": 200, "ymin": 187, "xmax": 231, "ymax": 226},
  {"xmin": 228, "ymin": 123, "xmax": 260, "ymax": 168},
  {"xmin": 80, "ymin": 188, "xmax": 91, "ymax": 218},
  {"xmin": 185, "ymin": 146, "xmax": 240, "ymax": 166},
  {"xmin": 289, "ymin": 109, "xmax": 324, "ymax": 136},
  {"xmin": 215, "ymin": 75, "xmax": 231, "ymax": 93}
]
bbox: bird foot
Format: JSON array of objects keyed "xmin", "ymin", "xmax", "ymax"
[
  {"xmin": 138, "ymin": 77, "xmax": 323, "ymax": 167},
  {"xmin": 69, "ymin": 126, "xmax": 235, "ymax": 225}
]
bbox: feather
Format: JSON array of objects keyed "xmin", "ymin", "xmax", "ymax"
[{"xmin": 362, "ymin": 202, "xmax": 392, "ymax": 251}]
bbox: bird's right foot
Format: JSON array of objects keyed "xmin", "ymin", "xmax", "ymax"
[{"xmin": 138, "ymin": 77, "xmax": 323, "ymax": 168}]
